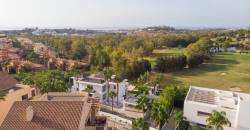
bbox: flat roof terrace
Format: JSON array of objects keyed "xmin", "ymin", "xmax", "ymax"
[
  {"xmin": 187, "ymin": 87, "xmax": 217, "ymax": 105},
  {"xmin": 186, "ymin": 86, "xmax": 243, "ymax": 110},
  {"xmin": 79, "ymin": 77, "xmax": 105, "ymax": 84}
]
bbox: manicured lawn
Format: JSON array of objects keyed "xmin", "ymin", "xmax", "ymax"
[
  {"xmin": 160, "ymin": 52, "xmax": 250, "ymax": 93},
  {"xmin": 152, "ymin": 48, "xmax": 184, "ymax": 56},
  {"xmin": 145, "ymin": 48, "xmax": 184, "ymax": 68}
]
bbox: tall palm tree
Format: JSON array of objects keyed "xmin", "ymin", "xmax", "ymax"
[
  {"xmin": 132, "ymin": 118, "xmax": 149, "ymax": 130},
  {"xmin": 104, "ymin": 68, "xmax": 112, "ymax": 103},
  {"xmin": 206, "ymin": 111, "xmax": 231, "ymax": 130},
  {"xmin": 0, "ymin": 92, "xmax": 6, "ymax": 101},
  {"xmin": 108, "ymin": 91, "xmax": 117, "ymax": 111},
  {"xmin": 151, "ymin": 86, "xmax": 176, "ymax": 129},
  {"xmin": 136, "ymin": 95, "xmax": 149, "ymax": 117},
  {"xmin": 113, "ymin": 75, "xmax": 120, "ymax": 105},
  {"xmin": 151, "ymin": 98, "xmax": 172, "ymax": 130}
]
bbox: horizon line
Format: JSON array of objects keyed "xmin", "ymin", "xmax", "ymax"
[{"xmin": 0, "ymin": 25, "xmax": 249, "ymax": 31}]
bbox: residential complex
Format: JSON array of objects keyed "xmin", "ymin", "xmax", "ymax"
[
  {"xmin": 16, "ymin": 37, "xmax": 33, "ymax": 50},
  {"xmin": 33, "ymin": 42, "xmax": 49, "ymax": 54},
  {"xmin": 0, "ymin": 72, "xmax": 36, "ymax": 125},
  {"xmin": 184, "ymin": 86, "xmax": 250, "ymax": 130},
  {"xmin": 0, "ymin": 92, "xmax": 108, "ymax": 130},
  {"xmin": 71, "ymin": 74, "xmax": 128, "ymax": 104},
  {"xmin": 0, "ymin": 34, "xmax": 12, "ymax": 49}
]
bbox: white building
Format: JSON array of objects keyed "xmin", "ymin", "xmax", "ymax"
[
  {"xmin": 71, "ymin": 75, "xmax": 128, "ymax": 104},
  {"xmin": 210, "ymin": 47, "xmax": 237, "ymax": 53},
  {"xmin": 184, "ymin": 86, "xmax": 250, "ymax": 130}
]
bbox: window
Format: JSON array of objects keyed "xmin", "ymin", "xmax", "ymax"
[
  {"xmin": 197, "ymin": 123, "xmax": 211, "ymax": 128},
  {"xmin": 102, "ymin": 86, "xmax": 106, "ymax": 92},
  {"xmin": 22, "ymin": 94, "xmax": 28, "ymax": 100},
  {"xmin": 221, "ymin": 106, "xmax": 234, "ymax": 109},
  {"xmin": 113, "ymin": 85, "xmax": 116, "ymax": 89},
  {"xmin": 69, "ymin": 78, "xmax": 73, "ymax": 84},
  {"xmin": 31, "ymin": 90, "xmax": 36, "ymax": 97},
  {"xmin": 197, "ymin": 111, "xmax": 211, "ymax": 117},
  {"xmin": 103, "ymin": 93, "xmax": 106, "ymax": 100}
]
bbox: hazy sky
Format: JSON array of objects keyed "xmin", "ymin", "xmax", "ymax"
[{"xmin": 0, "ymin": 0, "xmax": 250, "ymax": 29}]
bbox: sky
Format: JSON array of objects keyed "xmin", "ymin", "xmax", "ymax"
[{"xmin": 0, "ymin": 0, "xmax": 250, "ymax": 29}]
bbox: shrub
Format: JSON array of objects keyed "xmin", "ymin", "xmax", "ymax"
[
  {"xmin": 186, "ymin": 54, "xmax": 204, "ymax": 68},
  {"xmin": 154, "ymin": 54, "xmax": 187, "ymax": 72}
]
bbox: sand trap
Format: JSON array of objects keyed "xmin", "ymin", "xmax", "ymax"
[
  {"xmin": 220, "ymin": 72, "xmax": 227, "ymax": 76},
  {"xmin": 229, "ymin": 87, "xmax": 242, "ymax": 92}
]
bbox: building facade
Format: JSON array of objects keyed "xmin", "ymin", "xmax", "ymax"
[
  {"xmin": 71, "ymin": 75, "xmax": 128, "ymax": 104},
  {"xmin": 0, "ymin": 84, "xmax": 36, "ymax": 125},
  {"xmin": 184, "ymin": 86, "xmax": 250, "ymax": 130},
  {"xmin": 0, "ymin": 35, "xmax": 12, "ymax": 49}
]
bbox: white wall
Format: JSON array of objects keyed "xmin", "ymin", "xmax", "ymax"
[
  {"xmin": 71, "ymin": 77, "xmax": 127, "ymax": 104},
  {"xmin": 108, "ymin": 82, "xmax": 126, "ymax": 103},
  {"xmin": 72, "ymin": 80, "xmax": 106, "ymax": 102},
  {"xmin": 184, "ymin": 101, "xmax": 237, "ymax": 128},
  {"xmin": 184, "ymin": 101, "xmax": 216, "ymax": 125}
]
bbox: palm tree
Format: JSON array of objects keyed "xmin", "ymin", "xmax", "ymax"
[
  {"xmin": 174, "ymin": 111, "xmax": 183, "ymax": 130},
  {"xmin": 151, "ymin": 98, "xmax": 172, "ymax": 130},
  {"xmin": 113, "ymin": 75, "xmax": 120, "ymax": 105},
  {"xmin": 136, "ymin": 95, "xmax": 149, "ymax": 117},
  {"xmin": 206, "ymin": 111, "xmax": 231, "ymax": 130},
  {"xmin": 108, "ymin": 91, "xmax": 117, "ymax": 111},
  {"xmin": 84, "ymin": 85, "xmax": 93, "ymax": 96},
  {"xmin": 104, "ymin": 68, "xmax": 112, "ymax": 103},
  {"xmin": 0, "ymin": 92, "xmax": 6, "ymax": 101},
  {"xmin": 132, "ymin": 118, "xmax": 149, "ymax": 130},
  {"xmin": 136, "ymin": 84, "xmax": 149, "ymax": 96},
  {"xmin": 150, "ymin": 86, "xmax": 176, "ymax": 129},
  {"xmin": 137, "ymin": 72, "xmax": 148, "ymax": 84}
]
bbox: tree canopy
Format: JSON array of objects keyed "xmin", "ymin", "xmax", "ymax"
[{"xmin": 15, "ymin": 70, "xmax": 78, "ymax": 94}]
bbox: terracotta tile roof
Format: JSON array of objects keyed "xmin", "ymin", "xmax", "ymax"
[
  {"xmin": 0, "ymin": 71, "xmax": 17, "ymax": 91},
  {"xmin": 0, "ymin": 101, "xmax": 85, "ymax": 130}
]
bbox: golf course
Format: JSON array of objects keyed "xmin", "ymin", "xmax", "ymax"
[{"xmin": 166, "ymin": 52, "xmax": 250, "ymax": 92}]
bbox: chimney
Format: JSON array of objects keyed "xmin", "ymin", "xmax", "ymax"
[{"xmin": 26, "ymin": 106, "xmax": 34, "ymax": 121}]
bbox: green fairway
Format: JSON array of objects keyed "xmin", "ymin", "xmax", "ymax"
[
  {"xmin": 145, "ymin": 48, "xmax": 184, "ymax": 68},
  {"xmin": 164, "ymin": 52, "xmax": 250, "ymax": 92},
  {"xmin": 152, "ymin": 48, "xmax": 184, "ymax": 56}
]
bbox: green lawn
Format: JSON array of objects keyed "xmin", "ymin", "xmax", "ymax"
[
  {"xmin": 160, "ymin": 52, "xmax": 250, "ymax": 93},
  {"xmin": 145, "ymin": 48, "xmax": 184, "ymax": 68},
  {"xmin": 152, "ymin": 48, "xmax": 184, "ymax": 56}
]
